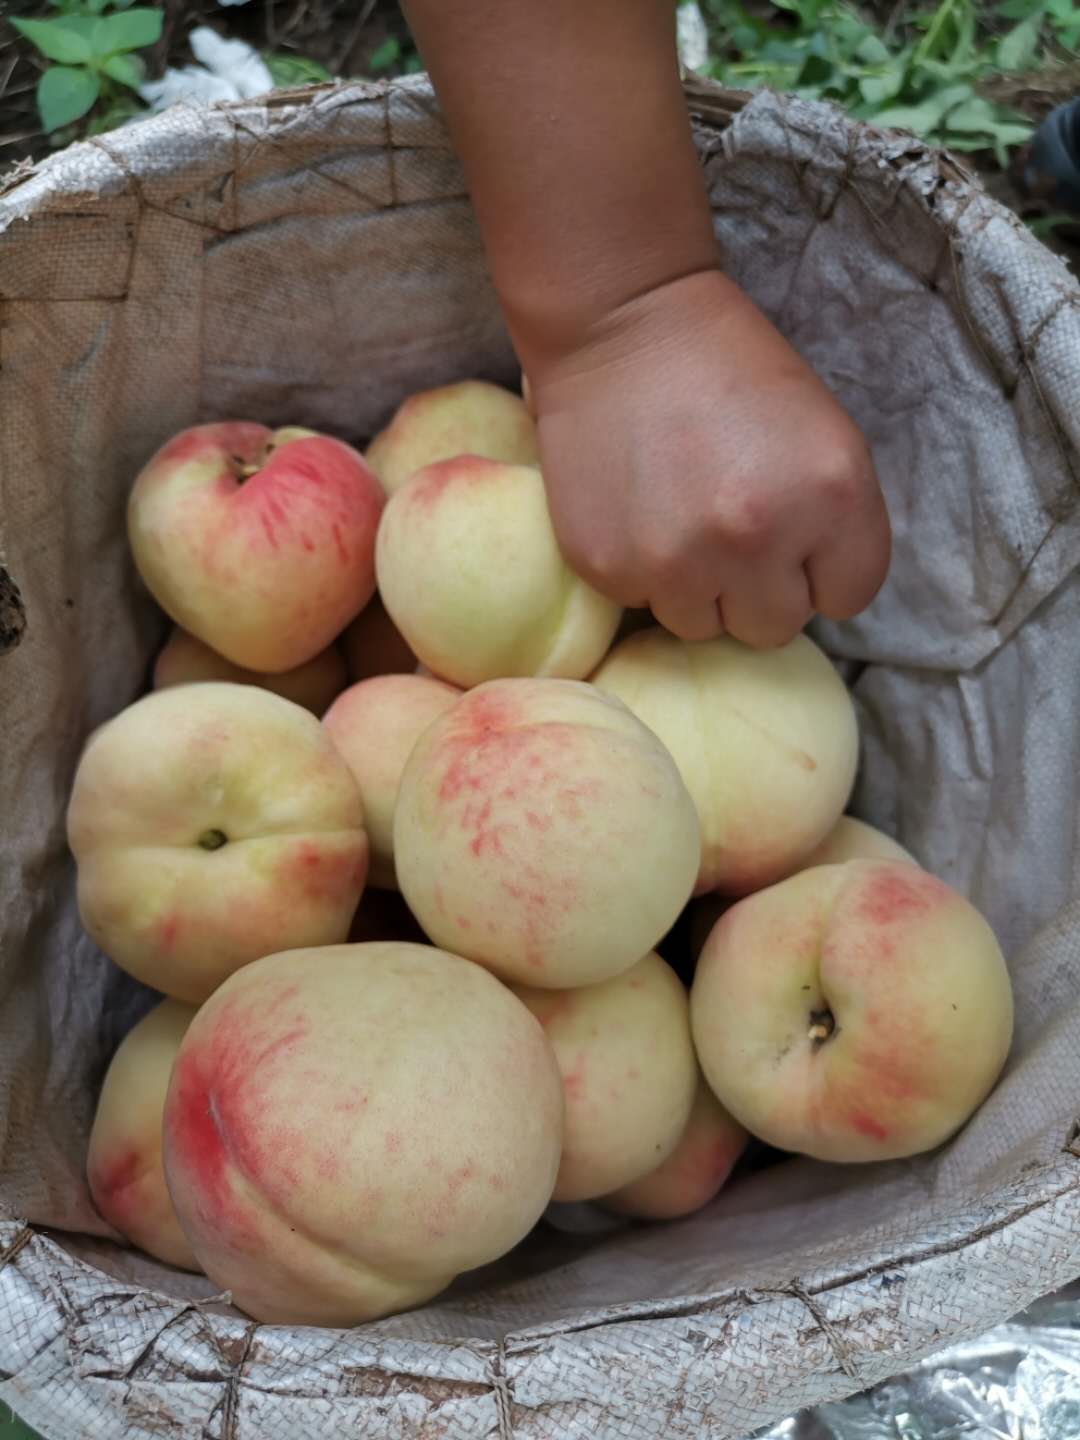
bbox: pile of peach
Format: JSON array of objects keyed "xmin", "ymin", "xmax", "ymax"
[{"xmin": 71, "ymin": 383, "xmax": 1014, "ymax": 1327}]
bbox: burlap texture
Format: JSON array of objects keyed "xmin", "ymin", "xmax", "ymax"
[{"xmin": 1, "ymin": 74, "xmax": 1078, "ymax": 1439}]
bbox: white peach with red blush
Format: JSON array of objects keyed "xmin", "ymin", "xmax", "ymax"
[
  {"xmin": 394, "ymin": 678, "xmax": 701, "ymax": 988},
  {"xmin": 129, "ymin": 422, "xmax": 383, "ymax": 672},
  {"xmin": 691, "ymin": 860, "xmax": 1013, "ymax": 1163}
]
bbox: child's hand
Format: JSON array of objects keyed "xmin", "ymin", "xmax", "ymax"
[
  {"xmin": 531, "ymin": 270, "xmax": 890, "ymax": 647},
  {"xmin": 402, "ymin": 0, "xmax": 891, "ymax": 646}
]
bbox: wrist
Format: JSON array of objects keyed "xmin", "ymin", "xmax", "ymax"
[
  {"xmin": 501, "ymin": 235, "xmax": 721, "ymax": 381},
  {"xmin": 519, "ymin": 267, "xmax": 756, "ymax": 393}
]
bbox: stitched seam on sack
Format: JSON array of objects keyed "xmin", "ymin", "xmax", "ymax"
[
  {"xmin": 504, "ymin": 1161, "xmax": 1080, "ymax": 1345},
  {"xmin": 217, "ymin": 1321, "xmax": 256, "ymax": 1440},
  {"xmin": 789, "ymin": 1279, "xmax": 858, "ymax": 1381},
  {"xmin": 488, "ymin": 1341, "xmax": 515, "ymax": 1439},
  {"xmin": 0, "ymin": 1226, "xmax": 32, "ymax": 1271}
]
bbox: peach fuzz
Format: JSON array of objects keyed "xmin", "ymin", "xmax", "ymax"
[
  {"xmin": 162, "ymin": 942, "xmax": 564, "ymax": 1325},
  {"xmin": 154, "ymin": 626, "xmax": 346, "ymax": 716},
  {"xmin": 128, "ymin": 422, "xmax": 383, "ymax": 673},
  {"xmin": 67, "ymin": 683, "xmax": 368, "ymax": 1003},
  {"xmin": 339, "ymin": 595, "xmax": 415, "ymax": 682},
  {"xmin": 365, "ymin": 379, "xmax": 538, "ymax": 495},
  {"xmin": 323, "ymin": 674, "xmax": 461, "ymax": 889},
  {"xmin": 801, "ymin": 815, "xmax": 916, "ymax": 869},
  {"xmin": 691, "ymin": 860, "xmax": 1014, "ymax": 1163},
  {"xmin": 86, "ymin": 999, "xmax": 201, "ymax": 1271},
  {"xmin": 600, "ymin": 1076, "xmax": 747, "ymax": 1220},
  {"xmin": 375, "ymin": 457, "xmax": 621, "ymax": 688},
  {"xmin": 592, "ymin": 627, "xmax": 858, "ymax": 896},
  {"xmin": 395, "ymin": 678, "xmax": 701, "ymax": 988},
  {"xmin": 512, "ymin": 953, "xmax": 697, "ymax": 1201}
]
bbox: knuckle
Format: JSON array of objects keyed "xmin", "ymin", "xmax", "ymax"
[
  {"xmin": 813, "ymin": 429, "xmax": 875, "ymax": 509},
  {"xmin": 712, "ymin": 494, "xmax": 774, "ymax": 553},
  {"xmin": 632, "ymin": 532, "xmax": 688, "ymax": 584}
]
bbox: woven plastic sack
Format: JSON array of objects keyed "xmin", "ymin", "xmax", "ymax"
[{"xmin": 1, "ymin": 74, "xmax": 1079, "ymax": 1440}]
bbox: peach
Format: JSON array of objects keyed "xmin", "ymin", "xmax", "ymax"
[
  {"xmin": 67, "ymin": 683, "xmax": 368, "ymax": 1003},
  {"xmin": 128, "ymin": 422, "xmax": 383, "ymax": 672},
  {"xmin": 162, "ymin": 942, "xmax": 564, "ymax": 1325},
  {"xmin": 691, "ymin": 860, "xmax": 1014, "ymax": 1162},
  {"xmin": 600, "ymin": 1075, "xmax": 747, "ymax": 1220},
  {"xmin": 323, "ymin": 674, "xmax": 461, "ymax": 888},
  {"xmin": 801, "ymin": 815, "xmax": 916, "ymax": 869},
  {"xmin": 154, "ymin": 626, "xmax": 346, "ymax": 716},
  {"xmin": 366, "ymin": 379, "xmax": 538, "ymax": 495},
  {"xmin": 512, "ymin": 953, "xmax": 697, "ymax": 1201},
  {"xmin": 375, "ymin": 457, "xmax": 621, "ymax": 688},
  {"xmin": 395, "ymin": 678, "xmax": 701, "ymax": 987},
  {"xmin": 592, "ymin": 627, "xmax": 858, "ymax": 895},
  {"xmin": 339, "ymin": 595, "xmax": 415, "ymax": 682},
  {"xmin": 87, "ymin": 999, "xmax": 200, "ymax": 1270},
  {"xmin": 688, "ymin": 820, "xmax": 914, "ymax": 964}
]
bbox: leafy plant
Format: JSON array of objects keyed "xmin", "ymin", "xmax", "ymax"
[
  {"xmin": 365, "ymin": 34, "xmax": 423, "ymax": 75},
  {"xmin": 699, "ymin": 0, "xmax": 1061, "ymax": 164},
  {"xmin": 264, "ymin": 52, "xmax": 332, "ymax": 88},
  {"xmin": 11, "ymin": 0, "xmax": 162, "ymax": 134}
]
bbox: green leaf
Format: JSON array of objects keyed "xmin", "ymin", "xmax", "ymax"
[
  {"xmin": 996, "ymin": 10, "xmax": 1044, "ymax": 69},
  {"xmin": 731, "ymin": 23, "xmax": 762, "ymax": 51},
  {"xmin": 264, "ymin": 52, "xmax": 332, "ymax": 87},
  {"xmin": 92, "ymin": 8, "xmax": 163, "ymax": 55},
  {"xmin": 101, "ymin": 50, "xmax": 144, "ymax": 86},
  {"xmin": 872, "ymin": 82, "xmax": 973, "ymax": 134},
  {"xmin": 1026, "ymin": 209, "xmax": 1080, "ymax": 236},
  {"xmin": 36, "ymin": 64, "xmax": 100, "ymax": 131},
  {"xmin": 859, "ymin": 65, "xmax": 906, "ymax": 104},
  {"xmin": 367, "ymin": 36, "xmax": 400, "ymax": 71},
  {"xmin": 792, "ymin": 49, "xmax": 829, "ymax": 84},
  {"xmin": 943, "ymin": 95, "xmax": 1003, "ymax": 129},
  {"xmin": 856, "ymin": 34, "xmax": 892, "ymax": 63},
  {"xmin": 914, "ymin": 53, "xmax": 980, "ymax": 80},
  {"xmin": 12, "ymin": 16, "xmax": 94, "ymax": 63},
  {"xmin": 86, "ymin": 95, "xmax": 142, "ymax": 133}
]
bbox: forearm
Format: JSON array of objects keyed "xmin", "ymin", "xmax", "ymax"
[{"xmin": 400, "ymin": 0, "xmax": 719, "ymax": 373}]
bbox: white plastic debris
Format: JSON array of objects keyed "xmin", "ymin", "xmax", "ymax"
[
  {"xmin": 139, "ymin": 25, "xmax": 273, "ymax": 111},
  {"xmin": 676, "ymin": 1, "xmax": 710, "ymax": 74}
]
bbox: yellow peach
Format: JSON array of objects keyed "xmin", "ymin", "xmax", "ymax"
[
  {"xmin": 800, "ymin": 815, "xmax": 916, "ymax": 869},
  {"xmin": 154, "ymin": 626, "xmax": 346, "ymax": 716},
  {"xmin": 163, "ymin": 942, "xmax": 564, "ymax": 1324},
  {"xmin": 67, "ymin": 683, "xmax": 368, "ymax": 1003},
  {"xmin": 323, "ymin": 674, "xmax": 461, "ymax": 888},
  {"xmin": 691, "ymin": 861, "xmax": 1014, "ymax": 1162},
  {"xmin": 128, "ymin": 423, "xmax": 383, "ymax": 672},
  {"xmin": 366, "ymin": 380, "xmax": 538, "ymax": 495},
  {"xmin": 375, "ymin": 457, "xmax": 621, "ymax": 688},
  {"xmin": 593, "ymin": 627, "xmax": 858, "ymax": 895},
  {"xmin": 599, "ymin": 1075, "xmax": 747, "ymax": 1220},
  {"xmin": 87, "ymin": 999, "xmax": 201, "ymax": 1271},
  {"xmin": 513, "ymin": 953, "xmax": 697, "ymax": 1201},
  {"xmin": 395, "ymin": 679, "xmax": 701, "ymax": 987}
]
